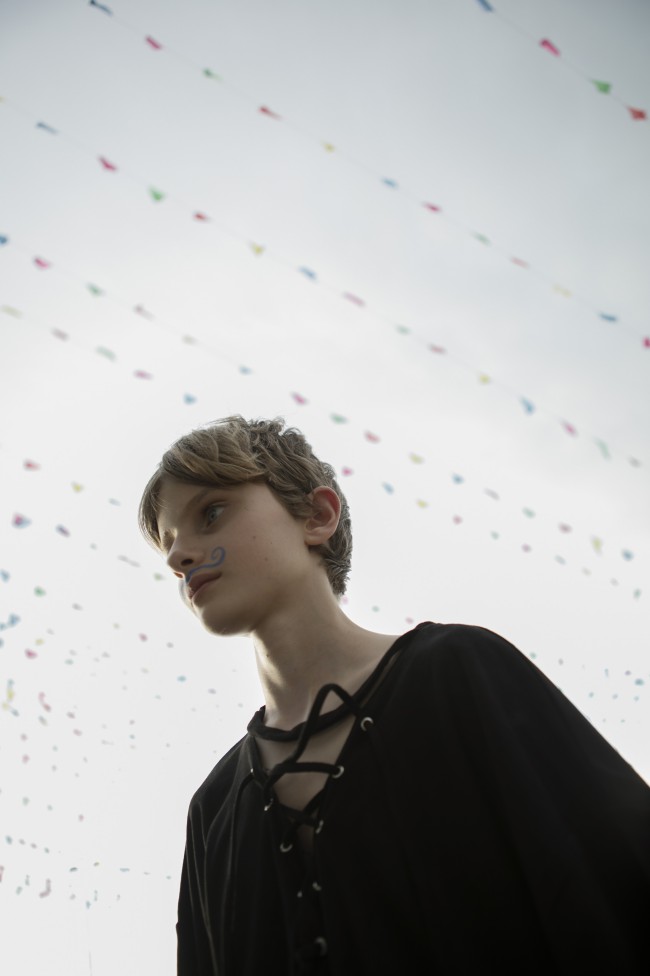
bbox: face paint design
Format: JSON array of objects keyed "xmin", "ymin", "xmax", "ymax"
[{"xmin": 178, "ymin": 547, "xmax": 226, "ymax": 599}]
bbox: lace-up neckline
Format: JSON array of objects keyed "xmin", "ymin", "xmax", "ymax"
[
  {"xmin": 244, "ymin": 633, "xmax": 411, "ymax": 860},
  {"xmin": 247, "ymin": 632, "xmax": 406, "ymax": 743}
]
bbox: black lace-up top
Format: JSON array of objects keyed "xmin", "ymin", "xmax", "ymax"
[{"xmin": 177, "ymin": 622, "xmax": 650, "ymax": 975}]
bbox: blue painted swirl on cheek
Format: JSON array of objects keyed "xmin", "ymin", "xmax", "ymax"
[{"xmin": 184, "ymin": 547, "xmax": 226, "ymax": 590}]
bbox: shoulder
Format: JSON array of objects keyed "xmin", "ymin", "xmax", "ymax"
[
  {"xmin": 406, "ymin": 620, "xmax": 532, "ymax": 670},
  {"xmin": 407, "ymin": 622, "xmax": 605, "ymax": 752},
  {"xmin": 187, "ymin": 732, "xmax": 249, "ymax": 822},
  {"xmin": 401, "ymin": 620, "xmax": 563, "ymax": 709}
]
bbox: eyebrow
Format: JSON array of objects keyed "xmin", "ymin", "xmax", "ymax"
[{"xmin": 158, "ymin": 486, "xmax": 221, "ymax": 552}]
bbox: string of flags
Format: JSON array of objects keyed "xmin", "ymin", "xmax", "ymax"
[
  {"xmin": 4, "ymin": 230, "xmax": 647, "ymax": 539},
  {"xmin": 6, "ymin": 96, "xmax": 647, "ymax": 354},
  {"xmin": 5, "ymin": 456, "xmax": 643, "ymax": 599},
  {"xmin": 0, "ymin": 210, "xmax": 646, "ymax": 536},
  {"xmin": 1, "ymin": 571, "xmax": 646, "ymax": 908},
  {"xmin": 0, "ymin": 300, "xmax": 642, "ymax": 596},
  {"xmin": 0, "ymin": 844, "xmax": 173, "ymax": 906},
  {"xmin": 0, "ymin": 726, "xmax": 175, "ymax": 900},
  {"xmin": 1, "ymin": 543, "xmax": 643, "ymax": 861},
  {"xmin": 0, "ymin": 656, "xmax": 644, "ymax": 911},
  {"xmin": 0, "ymin": 10, "xmax": 645, "ymax": 590},
  {"xmin": 84, "ymin": 0, "xmax": 648, "ymax": 123},
  {"xmin": 473, "ymin": 0, "xmax": 647, "ymax": 122},
  {"xmin": 0, "ymin": 216, "xmax": 645, "ymax": 470},
  {"xmin": 70, "ymin": 5, "xmax": 650, "ymax": 349}
]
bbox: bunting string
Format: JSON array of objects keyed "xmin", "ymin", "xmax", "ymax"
[
  {"xmin": 62, "ymin": 5, "xmax": 650, "ymax": 350},
  {"xmin": 2, "ymin": 90, "xmax": 648, "ymax": 354},
  {"xmin": 473, "ymin": 0, "xmax": 647, "ymax": 123},
  {"xmin": 0, "ymin": 839, "xmax": 173, "ymax": 908},
  {"xmin": 87, "ymin": 0, "xmax": 647, "ymax": 125},
  {"xmin": 1, "ymin": 518, "xmax": 642, "ymax": 916},
  {"xmin": 0, "ymin": 206, "xmax": 645, "ymax": 470},
  {"xmin": 0, "ymin": 300, "xmax": 642, "ymax": 590}
]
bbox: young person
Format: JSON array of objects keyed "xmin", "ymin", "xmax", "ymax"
[{"xmin": 138, "ymin": 415, "xmax": 650, "ymax": 975}]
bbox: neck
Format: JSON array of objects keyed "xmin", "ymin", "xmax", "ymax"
[{"xmin": 251, "ymin": 590, "xmax": 400, "ymax": 730}]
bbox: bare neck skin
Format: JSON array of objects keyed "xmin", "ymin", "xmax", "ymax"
[{"xmin": 251, "ymin": 574, "xmax": 400, "ymax": 730}]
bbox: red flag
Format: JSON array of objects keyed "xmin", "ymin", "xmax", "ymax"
[{"xmin": 540, "ymin": 39, "xmax": 560, "ymax": 56}]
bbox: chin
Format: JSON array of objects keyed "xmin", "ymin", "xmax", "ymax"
[{"xmin": 198, "ymin": 612, "xmax": 251, "ymax": 639}]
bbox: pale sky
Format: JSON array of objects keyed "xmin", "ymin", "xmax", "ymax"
[{"xmin": 1, "ymin": 1, "xmax": 649, "ymax": 972}]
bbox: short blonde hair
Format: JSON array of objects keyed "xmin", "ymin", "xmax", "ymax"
[{"xmin": 138, "ymin": 415, "xmax": 352, "ymax": 596}]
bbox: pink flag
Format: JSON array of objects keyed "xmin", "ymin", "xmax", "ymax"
[
  {"xmin": 540, "ymin": 39, "xmax": 560, "ymax": 56},
  {"xmin": 343, "ymin": 292, "xmax": 365, "ymax": 306}
]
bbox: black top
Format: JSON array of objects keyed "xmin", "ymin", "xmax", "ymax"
[{"xmin": 176, "ymin": 622, "xmax": 650, "ymax": 975}]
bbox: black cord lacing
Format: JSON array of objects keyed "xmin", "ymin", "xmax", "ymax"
[
  {"xmin": 254, "ymin": 683, "xmax": 361, "ymax": 849},
  {"xmin": 222, "ymin": 629, "xmax": 418, "ymax": 969},
  {"xmin": 246, "ymin": 636, "xmax": 407, "ymax": 851}
]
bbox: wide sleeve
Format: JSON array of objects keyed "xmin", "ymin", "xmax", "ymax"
[{"xmin": 445, "ymin": 624, "xmax": 650, "ymax": 972}]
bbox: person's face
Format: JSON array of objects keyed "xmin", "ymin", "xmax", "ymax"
[{"xmin": 156, "ymin": 478, "xmax": 324, "ymax": 636}]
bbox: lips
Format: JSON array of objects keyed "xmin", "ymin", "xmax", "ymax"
[{"xmin": 189, "ymin": 574, "xmax": 221, "ymax": 601}]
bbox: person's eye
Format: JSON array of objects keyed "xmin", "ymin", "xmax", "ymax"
[{"xmin": 204, "ymin": 503, "xmax": 225, "ymax": 526}]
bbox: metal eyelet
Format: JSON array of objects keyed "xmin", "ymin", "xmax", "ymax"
[
  {"xmin": 280, "ymin": 841, "xmax": 293, "ymax": 853},
  {"xmin": 297, "ymin": 890, "xmax": 303, "ymax": 899},
  {"xmin": 360, "ymin": 716, "xmax": 374, "ymax": 731},
  {"xmin": 315, "ymin": 819, "xmax": 324, "ymax": 834},
  {"xmin": 263, "ymin": 798, "xmax": 274, "ymax": 811},
  {"xmin": 332, "ymin": 764, "xmax": 344, "ymax": 779},
  {"xmin": 315, "ymin": 937, "xmax": 328, "ymax": 956},
  {"xmin": 312, "ymin": 881, "xmax": 323, "ymax": 892}
]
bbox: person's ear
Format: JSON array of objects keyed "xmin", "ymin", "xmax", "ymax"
[{"xmin": 303, "ymin": 486, "xmax": 341, "ymax": 546}]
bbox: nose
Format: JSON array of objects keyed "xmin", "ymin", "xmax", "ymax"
[
  {"xmin": 168, "ymin": 550, "xmax": 199, "ymax": 607},
  {"xmin": 166, "ymin": 538, "xmax": 203, "ymax": 581}
]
